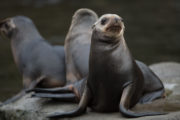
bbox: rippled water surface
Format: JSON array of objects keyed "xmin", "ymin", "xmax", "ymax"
[{"xmin": 0, "ymin": 0, "xmax": 179, "ymax": 101}]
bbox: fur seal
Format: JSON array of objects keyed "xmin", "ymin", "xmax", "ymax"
[
  {"xmin": 37, "ymin": 14, "xmax": 165, "ymax": 118},
  {"xmin": 65, "ymin": 8, "xmax": 98, "ymax": 83},
  {"xmin": 0, "ymin": 16, "xmax": 66, "ymax": 105},
  {"xmin": 27, "ymin": 8, "xmax": 98, "ymax": 102}
]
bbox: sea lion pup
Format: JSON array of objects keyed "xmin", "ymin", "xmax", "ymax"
[
  {"xmin": 0, "ymin": 16, "xmax": 66, "ymax": 106},
  {"xmin": 42, "ymin": 14, "xmax": 165, "ymax": 118},
  {"xmin": 28, "ymin": 8, "xmax": 98, "ymax": 102}
]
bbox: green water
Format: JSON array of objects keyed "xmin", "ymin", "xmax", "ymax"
[{"xmin": 0, "ymin": 0, "xmax": 179, "ymax": 101}]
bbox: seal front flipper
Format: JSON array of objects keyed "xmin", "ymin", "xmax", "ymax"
[
  {"xmin": 119, "ymin": 84, "xmax": 167, "ymax": 118},
  {"xmin": 26, "ymin": 79, "xmax": 84, "ymax": 94},
  {"xmin": 139, "ymin": 89, "xmax": 165, "ymax": 104},
  {"xmin": 47, "ymin": 86, "xmax": 91, "ymax": 118},
  {"xmin": 26, "ymin": 85, "xmax": 73, "ymax": 93},
  {"xmin": 136, "ymin": 60, "xmax": 165, "ymax": 104},
  {"xmin": 28, "ymin": 85, "xmax": 78, "ymax": 102},
  {"xmin": 27, "ymin": 77, "xmax": 87, "ymax": 103},
  {"xmin": 32, "ymin": 93, "xmax": 77, "ymax": 102}
]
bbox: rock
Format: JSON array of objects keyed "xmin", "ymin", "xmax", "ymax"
[
  {"xmin": 150, "ymin": 62, "xmax": 180, "ymax": 96},
  {"xmin": 0, "ymin": 62, "xmax": 180, "ymax": 120}
]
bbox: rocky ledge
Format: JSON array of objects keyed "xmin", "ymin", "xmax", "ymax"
[{"xmin": 0, "ymin": 62, "xmax": 180, "ymax": 120}]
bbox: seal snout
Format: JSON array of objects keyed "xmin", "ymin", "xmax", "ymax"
[
  {"xmin": 0, "ymin": 18, "xmax": 11, "ymax": 34},
  {"xmin": 0, "ymin": 18, "xmax": 16, "ymax": 38},
  {"xmin": 106, "ymin": 25, "xmax": 121, "ymax": 33},
  {"xmin": 105, "ymin": 16, "xmax": 122, "ymax": 33}
]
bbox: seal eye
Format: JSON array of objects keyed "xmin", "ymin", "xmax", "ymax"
[{"xmin": 101, "ymin": 17, "xmax": 108, "ymax": 25}]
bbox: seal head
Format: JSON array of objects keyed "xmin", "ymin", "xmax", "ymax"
[
  {"xmin": 0, "ymin": 18, "xmax": 15, "ymax": 38},
  {"xmin": 92, "ymin": 14, "xmax": 124, "ymax": 41},
  {"xmin": 0, "ymin": 16, "xmax": 41, "ymax": 40}
]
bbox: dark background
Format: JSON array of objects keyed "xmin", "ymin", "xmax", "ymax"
[{"xmin": 0, "ymin": 0, "xmax": 179, "ymax": 101}]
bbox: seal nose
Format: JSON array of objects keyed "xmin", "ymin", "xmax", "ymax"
[{"xmin": 112, "ymin": 17, "xmax": 121, "ymax": 25}]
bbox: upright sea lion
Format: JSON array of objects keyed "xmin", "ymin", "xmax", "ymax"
[
  {"xmin": 27, "ymin": 8, "xmax": 98, "ymax": 102},
  {"xmin": 65, "ymin": 8, "xmax": 98, "ymax": 83},
  {"xmin": 29, "ymin": 12, "xmax": 165, "ymax": 104},
  {"xmin": 38, "ymin": 14, "xmax": 165, "ymax": 118},
  {"xmin": 0, "ymin": 16, "xmax": 66, "ymax": 105}
]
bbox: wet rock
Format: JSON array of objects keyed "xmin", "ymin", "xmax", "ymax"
[{"xmin": 0, "ymin": 62, "xmax": 180, "ymax": 120}]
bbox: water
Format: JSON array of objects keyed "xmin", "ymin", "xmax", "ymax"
[{"xmin": 0, "ymin": 0, "xmax": 179, "ymax": 101}]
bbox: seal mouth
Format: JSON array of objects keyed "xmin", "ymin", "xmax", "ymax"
[{"xmin": 106, "ymin": 25, "xmax": 121, "ymax": 33}]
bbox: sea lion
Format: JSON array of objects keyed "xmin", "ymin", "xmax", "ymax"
[
  {"xmin": 29, "ymin": 12, "xmax": 165, "ymax": 104},
  {"xmin": 27, "ymin": 8, "xmax": 98, "ymax": 102},
  {"xmin": 65, "ymin": 8, "xmax": 98, "ymax": 83},
  {"xmin": 0, "ymin": 16, "xmax": 66, "ymax": 105},
  {"xmin": 37, "ymin": 14, "xmax": 165, "ymax": 118}
]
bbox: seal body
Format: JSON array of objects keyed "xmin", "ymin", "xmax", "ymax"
[
  {"xmin": 87, "ymin": 14, "xmax": 165, "ymax": 114},
  {"xmin": 43, "ymin": 14, "xmax": 165, "ymax": 119},
  {"xmin": 88, "ymin": 28, "xmax": 139, "ymax": 112},
  {"xmin": 0, "ymin": 16, "xmax": 66, "ymax": 105},
  {"xmin": 65, "ymin": 8, "xmax": 98, "ymax": 83},
  {"xmin": 28, "ymin": 8, "xmax": 98, "ymax": 102}
]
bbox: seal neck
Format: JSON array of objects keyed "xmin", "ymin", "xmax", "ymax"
[
  {"xmin": 90, "ymin": 30, "xmax": 134, "ymax": 68},
  {"xmin": 89, "ymin": 31, "xmax": 135, "ymax": 82},
  {"xmin": 91, "ymin": 30, "xmax": 128, "ymax": 51}
]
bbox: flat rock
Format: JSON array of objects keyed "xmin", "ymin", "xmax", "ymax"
[{"xmin": 0, "ymin": 62, "xmax": 180, "ymax": 120}]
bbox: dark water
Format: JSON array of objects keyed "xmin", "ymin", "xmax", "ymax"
[{"xmin": 0, "ymin": 0, "xmax": 179, "ymax": 101}]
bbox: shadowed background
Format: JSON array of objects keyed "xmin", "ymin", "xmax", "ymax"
[{"xmin": 0, "ymin": 0, "xmax": 179, "ymax": 101}]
